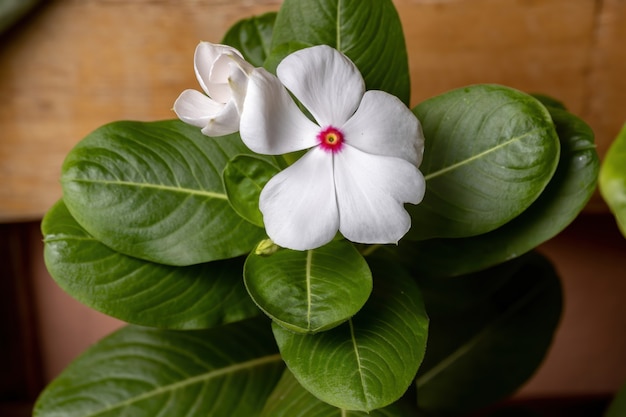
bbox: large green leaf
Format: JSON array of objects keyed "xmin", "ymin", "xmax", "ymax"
[
  {"xmin": 34, "ymin": 317, "xmax": 284, "ymax": 417},
  {"xmin": 414, "ymin": 252, "xmax": 562, "ymax": 415},
  {"xmin": 244, "ymin": 240, "xmax": 372, "ymax": 333},
  {"xmin": 273, "ymin": 258, "xmax": 428, "ymax": 412},
  {"xmin": 600, "ymin": 122, "xmax": 626, "ymax": 237},
  {"xmin": 391, "ymin": 104, "xmax": 598, "ymax": 277},
  {"xmin": 42, "ymin": 200, "xmax": 260, "ymax": 329},
  {"xmin": 407, "ymin": 85, "xmax": 560, "ymax": 240},
  {"xmin": 222, "ymin": 12, "xmax": 277, "ymax": 67},
  {"xmin": 61, "ymin": 120, "xmax": 265, "ymax": 266},
  {"xmin": 260, "ymin": 369, "xmax": 412, "ymax": 417},
  {"xmin": 271, "ymin": 0, "xmax": 410, "ymax": 105}
]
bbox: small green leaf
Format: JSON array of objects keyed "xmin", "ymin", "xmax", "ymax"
[
  {"xmin": 222, "ymin": 12, "xmax": 277, "ymax": 67},
  {"xmin": 61, "ymin": 120, "xmax": 265, "ymax": 266},
  {"xmin": 42, "ymin": 200, "xmax": 260, "ymax": 329},
  {"xmin": 34, "ymin": 317, "xmax": 285, "ymax": 417},
  {"xmin": 260, "ymin": 369, "xmax": 412, "ymax": 416},
  {"xmin": 600, "ymin": 122, "xmax": 626, "ymax": 237},
  {"xmin": 415, "ymin": 252, "xmax": 562, "ymax": 415},
  {"xmin": 393, "ymin": 104, "xmax": 598, "ymax": 277},
  {"xmin": 532, "ymin": 93, "xmax": 567, "ymax": 110},
  {"xmin": 223, "ymin": 155, "xmax": 280, "ymax": 227},
  {"xmin": 273, "ymin": 258, "xmax": 428, "ymax": 412},
  {"xmin": 271, "ymin": 0, "xmax": 410, "ymax": 105},
  {"xmin": 245, "ymin": 240, "xmax": 372, "ymax": 333},
  {"xmin": 407, "ymin": 84, "xmax": 560, "ymax": 240}
]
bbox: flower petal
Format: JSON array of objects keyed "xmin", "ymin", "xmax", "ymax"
[
  {"xmin": 334, "ymin": 145, "xmax": 425, "ymax": 244},
  {"xmin": 342, "ymin": 90, "xmax": 425, "ymax": 167},
  {"xmin": 173, "ymin": 89, "xmax": 241, "ymax": 136},
  {"xmin": 199, "ymin": 99, "xmax": 241, "ymax": 137},
  {"xmin": 240, "ymin": 68, "xmax": 319, "ymax": 155},
  {"xmin": 194, "ymin": 42, "xmax": 243, "ymax": 102},
  {"xmin": 277, "ymin": 45, "xmax": 364, "ymax": 127},
  {"xmin": 173, "ymin": 89, "xmax": 225, "ymax": 128},
  {"xmin": 224, "ymin": 53, "xmax": 253, "ymax": 114},
  {"xmin": 260, "ymin": 147, "xmax": 339, "ymax": 251}
]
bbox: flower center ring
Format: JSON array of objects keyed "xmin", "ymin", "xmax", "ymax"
[{"xmin": 318, "ymin": 126, "xmax": 345, "ymax": 153}]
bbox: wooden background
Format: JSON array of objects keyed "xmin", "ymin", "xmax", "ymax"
[{"xmin": 1, "ymin": 0, "xmax": 625, "ymax": 221}]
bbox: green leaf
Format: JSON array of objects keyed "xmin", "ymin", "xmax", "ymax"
[
  {"xmin": 34, "ymin": 317, "xmax": 285, "ymax": 417},
  {"xmin": 600, "ymin": 122, "xmax": 626, "ymax": 237},
  {"xmin": 222, "ymin": 12, "xmax": 277, "ymax": 67},
  {"xmin": 415, "ymin": 252, "xmax": 562, "ymax": 415},
  {"xmin": 244, "ymin": 240, "xmax": 372, "ymax": 333},
  {"xmin": 273, "ymin": 258, "xmax": 428, "ymax": 412},
  {"xmin": 532, "ymin": 93, "xmax": 567, "ymax": 110},
  {"xmin": 271, "ymin": 0, "xmax": 410, "ymax": 105},
  {"xmin": 392, "ymin": 104, "xmax": 598, "ymax": 277},
  {"xmin": 61, "ymin": 120, "xmax": 265, "ymax": 266},
  {"xmin": 263, "ymin": 41, "xmax": 313, "ymax": 74},
  {"xmin": 223, "ymin": 155, "xmax": 280, "ymax": 227},
  {"xmin": 407, "ymin": 84, "xmax": 560, "ymax": 240},
  {"xmin": 605, "ymin": 382, "xmax": 626, "ymax": 417},
  {"xmin": 42, "ymin": 200, "xmax": 260, "ymax": 329},
  {"xmin": 260, "ymin": 369, "xmax": 412, "ymax": 416}
]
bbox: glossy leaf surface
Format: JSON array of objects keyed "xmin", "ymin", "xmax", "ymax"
[
  {"xmin": 61, "ymin": 120, "xmax": 264, "ymax": 266},
  {"xmin": 392, "ymin": 104, "xmax": 598, "ymax": 277},
  {"xmin": 42, "ymin": 200, "xmax": 259, "ymax": 329},
  {"xmin": 600, "ymin": 122, "xmax": 626, "ymax": 237},
  {"xmin": 34, "ymin": 317, "xmax": 284, "ymax": 417},
  {"xmin": 260, "ymin": 369, "xmax": 412, "ymax": 417},
  {"xmin": 415, "ymin": 252, "xmax": 562, "ymax": 415},
  {"xmin": 223, "ymin": 155, "xmax": 280, "ymax": 227},
  {"xmin": 222, "ymin": 12, "xmax": 277, "ymax": 67},
  {"xmin": 245, "ymin": 240, "xmax": 372, "ymax": 333},
  {"xmin": 271, "ymin": 0, "xmax": 410, "ymax": 105},
  {"xmin": 273, "ymin": 258, "xmax": 428, "ymax": 411},
  {"xmin": 407, "ymin": 85, "xmax": 560, "ymax": 240}
]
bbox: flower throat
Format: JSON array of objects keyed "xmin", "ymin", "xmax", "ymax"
[{"xmin": 317, "ymin": 126, "xmax": 344, "ymax": 153}]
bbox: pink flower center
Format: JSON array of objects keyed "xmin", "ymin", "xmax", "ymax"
[{"xmin": 317, "ymin": 126, "xmax": 344, "ymax": 153}]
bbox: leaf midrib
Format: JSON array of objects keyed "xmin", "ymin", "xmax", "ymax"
[
  {"xmin": 62, "ymin": 178, "xmax": 228, "ymax": 200},
  {"xmin": 349, "ymin": 319, "xmax": 369, "ymax": 409},
  {"xmin": 415, "ymin": 280, "xmax": 549, "ymax": 388},
  {"xmin": 83, "ymin": 353, "xmax": 282, "ymax": 417},
  {"xmin": 423, "ymin": 128, "xmax": 545, "ymax": 181},
  {"xmin": 336, "ymin": 0, "xmax": 343, "ymax": 51},
  {"xmin": 306, "ymin": 250, "xmax": 313, "ymax": 331}
]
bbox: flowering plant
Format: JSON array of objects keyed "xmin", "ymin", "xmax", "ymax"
[{"xmin": 35, "ymin": 0, "xmax": 599, "ymax": 416}]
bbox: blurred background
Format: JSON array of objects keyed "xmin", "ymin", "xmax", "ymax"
[{"xmin": 1, "ymin": 0, "xmax": 625, "ymax": 416}]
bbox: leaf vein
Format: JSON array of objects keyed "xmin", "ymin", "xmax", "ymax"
[
  {"xmin": 83, "ymin": 353, "xmax": 282, "ymax": 417},
  {"xmin": 416, "ymin": 280, "xmax": 549, "ymax": 388},
  {"xmin": 62, "ymin": 178, "xmax": 228, "ymax": 200},
  {"xmin": 348, "ymin": 319, "xmax": 369, "ymax": 409},
  {"xmin": 424, "ymin": 128, "xmax": 544, "ymax": 181}
]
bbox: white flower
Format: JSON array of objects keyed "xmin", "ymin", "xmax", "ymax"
[
  {"xmin": 239, "ymin": 45, "xmax": 426, "ymax": 251},
  {"xmin": 173, "ymin": 42, "xmax": 253, "ymax": 136}
]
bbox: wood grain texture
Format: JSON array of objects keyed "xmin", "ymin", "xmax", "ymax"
[
  {"xmin": 1, "ymin": 0, "xmax": 623, "ymax": 221},
  {"xmin": 585, "ymin": 0, "xmax": 626, "ymax": 157}
]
